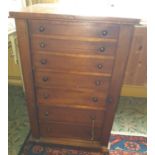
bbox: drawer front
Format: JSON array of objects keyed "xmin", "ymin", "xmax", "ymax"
[
  {"xmin": 38, "ymin": 105, "xmax": 104, "ymax": 125},
  {"xmin": 35, "ymin": 71, "xmax": 110, "ymax": 91},
  {"xmin": 40, "ymin": 122, "xmax": 102, "ymax": 141},
  {"xmin": 33, "ymin": 53, "xmax": 114, "ymax": 74},
  {"xmin": 29, "ymin": 20, "xmax": 119, "ymax": 39},
  {"xmin": 36, "ymin": 88, "xmax": 107, "ymax": 107},
  {"xmin": 32, "ymin": 37, "xmax": 117, "ymax": 56}
]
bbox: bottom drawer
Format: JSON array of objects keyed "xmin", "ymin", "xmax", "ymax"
[
  {"xmin": 38, "ymin": 105, "xmax": 104, "ymax": 125},
  {"xmin": 40, "ymin": 122, "xmax": 102, "ymax": 141}
]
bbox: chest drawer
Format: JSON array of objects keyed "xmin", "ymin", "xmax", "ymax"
[
  {"xmin": 35, "ymin": 71, "xmax": 110, "ymax": 91},
  {"xmin": 32, "ymin": 37, "xmax": 117, "ymax": 56},
  {"xmin": 38, "ymin": 105, "xmax": 104, "ymax": 125},
  {"xmin": 33, "ymin": 53, "xmax": 114, "ymax": 74},
  {"xmin": 29, "ymin": 20, "xmax": 119, "ymax": 39},
  {"xmin": 36, "ymin": 88, "xmax": 107, "ymax": 107},
  {"xmin": 40, "ymin": 122, "xmax": 102, "ymax": 141}
]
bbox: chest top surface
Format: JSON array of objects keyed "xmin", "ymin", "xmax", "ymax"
[{"xmin": 9, "ymin": 3, "xmax": 140, "ymax": 24}]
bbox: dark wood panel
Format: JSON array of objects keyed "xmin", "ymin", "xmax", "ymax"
[
  {"xmin": 33, "ymin": 53, "xmax": 114, "ymax": 74},
  {"xmin": 15, "ymin": 19, "xmax": 39, "ymax": 138},
  {"xmin": 35, "ymin": 71, "xmax": 111, "ymax": 91},
  {"xmin": 101, "ymin": 25, "xmax": 134, "ymax": 146},
  {"xmin": 29, "ymin": 19, "xmax": 119, "ymax": 39},
  {"xmin": 31, "ymin": 37, "xmax": 117, "ymax": 56},
  {"xmin": 36, "ymin": 88, "xmax": 107, "ymax": 107},
  {"xmin": 38, "ymin": 105, "xmax": 104, "ymax": 125},
  {"xmin": 123, "ymin": 26, "xmax": 147, "ymax": 85},
  {"xmin": 40, "ymin": 122, "xmax": 102, "ymax": 141}
]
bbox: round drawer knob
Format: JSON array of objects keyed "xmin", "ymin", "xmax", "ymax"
[
  {"xmin": 40, "ymin": 59, "xmax": 47, "ymax": 65},
  {"xmin": 45, "ymin": 111, "xmax": 49, "ymax": 116},
  {"xmin": 95, "ymin": 80, "xmax": 101, "ymax": 86},
  {"xmin": 40, "ymin": 42, "xmax": 46, "ymax": 48},
  {"xmin": 39, "ymin": 26, "xmax": 45, "ymax": 32},
  {"xmin": 42, "ymin": 76, "xmax": 48, "ymax": 82},
  {"xmin": 102, "ymin": 30, "xmax": 108, "ymax": 36},
  {"xmin": 92, "ymin": 97, "xmax": 98, "ymax": 102},
  {"xmin": 97, "ymin": 64, "xmax": 103, "ymax": 69},
  {"xmin": 43, "ymin": 94, "xmax": 49, "ymax": 99},
  {"xmin": 99, "ymin": 47, "xmax": 106, "ymax": 52}
]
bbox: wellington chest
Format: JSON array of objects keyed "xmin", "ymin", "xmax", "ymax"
[{"xmin": 9, "ymin": 3, "xmax": 140, "ymax": 154}]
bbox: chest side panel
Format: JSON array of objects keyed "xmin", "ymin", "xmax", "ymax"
[
  {"xmin": 101, "ymin": 25, "xmax": 134, "ymax": 145},
  {"xmin": 15, "ymin": 19, "xmax": 39, "ymax": 138}
]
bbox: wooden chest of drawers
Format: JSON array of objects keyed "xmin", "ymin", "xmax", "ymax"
[{"xmin": 10, "ymin": 3, "xmax": 140, "ymax": 154}]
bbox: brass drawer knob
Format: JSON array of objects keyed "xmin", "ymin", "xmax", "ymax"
[
  {"xmin": 42, "ymin": 76, "xmax": 48, "ymax": 82},
  {"xmin": 43, "ymin": 94, "xmax": 49, "ymax": 99},
  {"xmin": 39, "ymin": 26, "xmax": 45, "ymax": 32},
  {"xmin": 97, "ymin": 64, "xmax": 103, "ymax": 69},
  {"xmin": 92, "ymin": 97, "xmax": 98, "ymax": 102},
  {"xmin": 99, "ymin": 47, "xmax": 106, "ymax": 52},
  {"xmin": 102, "ymin": 30, "xmax": 108, "ymax": 36},
  {"xmin": 95, "ymin": 80, "xmax": 101, "ymax": 86},
  {"xmin": 40, "ymin": 59, "xmax": 47, "ymax": 65},
  {"xmin": 40, "ymin": 42, "xmax": 46, "ymax": 48}
]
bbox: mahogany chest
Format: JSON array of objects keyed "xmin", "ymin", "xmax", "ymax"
[{"xmin": 10, "ymin": 4, "xmax": 140, "ymax": 154}]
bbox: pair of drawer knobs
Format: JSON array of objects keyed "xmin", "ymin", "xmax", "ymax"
[
  {"xmin": 38, "ymin": 26, "xmax": 108, "ymax": 37},
  {"xmin": 40, "ymin": 59, "xmax": 103, "ymax": 69},
  {"xmin": 42, "ymin": 94, "xmax": 113, "ymax": 102},
  {"xmin": 42, "ymin": 76, "xmax": 102, "ymax": 86},
  {"xmin": 39, "ymin": 42, "xmax": 106, "ymax": 53},
  {"xmin": 43, "ymin": 94, "xmax": 98, "ymax": 103}
]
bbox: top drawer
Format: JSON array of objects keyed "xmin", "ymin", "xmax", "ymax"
[{"xmin": 29, "ymin": 20, "xmax": 119, "ymax": 39}]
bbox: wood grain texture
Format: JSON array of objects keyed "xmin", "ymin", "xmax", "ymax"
[
  {"xmin": 29, "ymin": 19, "xmax": 119, "ymax": 39},
  {"xmin": 38, "ymin": 105, "xmax": 104, "ymax": 125},
  {"xmin": 36, "ymin": 88, "xmax": 107, "ymax": 107},
  {"xmin": 34, "ymin": 71, "xmax": 111, "ymax": 91},
  {"xmin": 101, "ymin": 25, "xmax": 134, "ymax": 146},
  {"xmin": 15, "ymin": 19, "xmax": 40, "ymax": 138},
  {"xmin": 33, "ymin": 53, "xmax": 114, "ymax": 74},
  {"xmin": 10, "ymin": 3, "xmax": 140, "ymax": 152},
  {"xmin": 123, "ymin": 26, "xmax": 147, "ymax": 86},
  {"xmin": 40, "ymin": 122, "xmax": 102, "ymax": 141},
  {"xmin": 31, "ymin": 37, "xmax": 117, "ymax": 57},
  {"xmin": 30, "ymin": 136, "xmax": 104, "ymax": 150}
]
